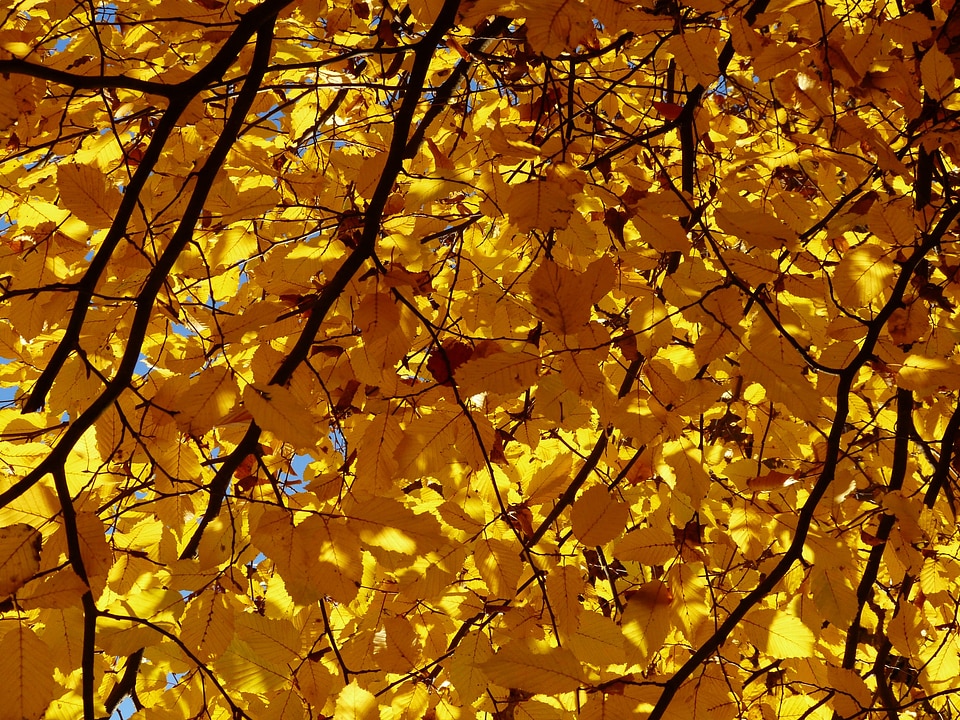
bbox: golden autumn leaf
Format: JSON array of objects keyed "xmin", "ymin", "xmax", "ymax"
[
  {"xmin": 897, "ymin": 355, "xmax": 960, "ymax": 394},
  {"xmin": 180, "ymin": 591, "xmax": 236, "ymax": 662},
  {"xmin": 2, "ymin": 1, "xmax": 960, "ymax": 718},
  {"xmin": 0, "ymin": 626, "xmax": 57, "ymax": 720},
  {"xmin": 56, "ymin": 163, "xmax": 121, "ymax": 229},
  {"xmin": 0, "ymin": 523, "xmax": 41, "ymax": 599},
  {"xmin": 502, "ymin": 177, "xmax": 577, "ymax": 232},
  {"xmin": 676, "ymin": 667, "xmax": 738, "ymax": 720},
  {"xmin": 335, "ymin": 681, "xmax": 379, "ymax": 720},
  {"xmin": 742, "ymin": 609, "xmax": 815, "ymax": 659},
  {"xmin": 571, "ymin": 484, "xmax": 629, "ymax": 546},
  {"xmin": 453, "ymin": 348, "xmax": 540, "ymax": 397},
  {"xmin": 242, "ymin": 382, "xmax": 322, "ymax": 452},
  {"xmin": 214, "ymin": 636, "xmax": 290, "ymax": 695},
  {"xmin": 480, "ymin": 642, "xmax": 583, "ymax": 694},
  {"xmin": 811, "ymin": 566, "xmax": 858, "ymax": 627},
  {"xmin": 615, "ymin": 527, "xmax": 677, "ymax": 565},
  {"xmin": 567, "ymin": 611, "xmax": 627, "ymax": 667},
  {"xmin": 529, "ymin": 256, "xmax": 614, "ymax": 335},
  {"xmin": 920, "ymin": 46, "xmax": 956, "ymax": 100},
  {"xmin": 621, "ymin": 580, "xmax": 673, "ymax": 663},
  {"xmin": 174, "ymin": 365, "xmax": 239, "ymax": 436},
  {"xmin": 664, "ymin": 29, "xmax": 721, "ymax": 87},
  {"xmin": 515, "ymin": 0, "xmax": 594, "ymax": 56},
  {"xmin": 17, "ymin": 567, "xmax": 87, "ymax": 610},
  {"xmin": 834, "ymin": 244, "xmax": 895, "ymax": 310}
]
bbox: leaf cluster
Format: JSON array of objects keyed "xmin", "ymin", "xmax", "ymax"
[{"xmin": 1, "ymin": 0, "xmax": 960, "ymax": 718}]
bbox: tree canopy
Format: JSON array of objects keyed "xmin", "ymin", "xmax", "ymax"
[{"xmin": 1, "ymin": 0, "xmax": 960, "ymax": 718}]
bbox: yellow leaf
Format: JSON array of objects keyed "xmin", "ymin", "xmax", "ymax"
[
  {"xmin": 740, "ymin": 328, "xmax": 822, "ymax": 421},
  {"xmin": 568, "ymin": 611, "xmax": 627, "ymax": 667},
  {"xmin": 516, "ymin": 0, "xmax": 593, "ymax": 56},
  {"xmin": 236, "ymin": 612, "xmax": 301, "ymax": 666},
  {"xmin": 56, "ymin": 163, "xmax": 120, "ymax": 229},
  {"xmin": 214, "ymin": 636, "xmax": 289, "ymax": 695},
  {"xmin": 715, "ymin": 198, "xmax": 799, "ymax": 250},
  {"xmin": 811, "ymin": 566, "xmax": 857, "ymax": 626},
  {"xmin": 503, "ymin": 178, "xmax": 576, "ymax": 232},
  {"xmin": 296, "ymin": 656, "xmax": 334, "ymax": 707},
  {"xmin": 897, "ymin": 355, "xmax": 960, "ymax": 395},
  {"xmin": 545, "ymin": 564, "xmax": 584, "ymax": 638},
  {"xmin": 175, "ymin": 365, "xmax": 238, "ymax": 436},
  {"xmin": 920, "ymin": 46, "xmax": 955, "ymax": 100},
  {"xmin": 394, "ymin": 410, "xmax": 459, "ymax": 479},
  {"xmin": 621, "ymin": 581, "xmax": 673, "ymax": 664},
  {"xmin": 579, "ymin": 693, "xmax": 641, "ymax": 720},
  {"xmin": 834, "ymin": 244, "xmax": 894, "ymax": 310},
  {"xmin": 630, "ymin": 211, "xmax": 690, "ymax": 253},
  {"xmin": 742, "ymin": 609, "xmax": 815, "ymax": 658},
  {"xmin": 208, "ymin": 226, "xmax": 258, "ymax": 269},
  {"xmin": 447, "ymin": 631, "xmax": 494, "ymax": 704},
  {"xmin": 668, "ymin": 563, "xmax": 710, "ymax": 642},
  {"xmin": 530, "ymin": 257, "xmax": 613, "ymax": 335},
  {"xmin": 867, "ymin": 202, "xmax": 914, "ymax": 246},
  {"xmin": 571, "ymin": 484, "xmax": 629, "ymax": 546},
  {"xmin": 180, "ymin": 591, "xmax": 236, "ymax": 662},
  {"xmin": 355, "ymin": 292, "xmax": 401, "ymax": 339},
  {"xmin": 753, "ymin": 43, "xmax": 804, "ymax": 81},
  {"xmin": 356, "ymin": 153, "xmax": 388, "ymax": 200},
  {"xmin": 481, "ymin": 642, "xmax": 582, "ymax": 694},
  {"xmin": 676, "ymin": 667, "xmax": 738, "ymax": 720},
  {"xmin": 261, "ymin": 687, "xmax": 307, "ymax": 720},
  {"xmin": 354, "ymin": 412, "xmax": 404, "ymax": 498},
  {"xmin": 0, "ymin": 523, "xmax": 41, "ymax": 599},
  {"xmin": 17, "ymin": 567, "xmax": 87, "ymax": 610},
  {"xmin": 335, "ymin": 681, "xmax": 379, "ymax": 720},
  {"xmin": 454, "ymin": 349, "xmax": 540, "ymax": 397},
  {"xmin": 253, "ymin": 509, "xmax": 361, "ymax": 605},
  {"xmin": 919, "ymin": 555, "xmax": 960, "ymax": 596},
  {"xmin": 887, "ymin": 602, "xmax": 926, "ymax": 658},
  {"xmin": 663, "ymin": 439, "xmax": 711, "ymax": 510},
  {"xmin": 345, "ymin": 496, "xmax": 445, "ymax": 555},
  {"xmin": 886, "ymin": 301, "xmax": 930, "ymax": 345},
  {"xmin": 826, "ymin": 666, "xmax": 873, "ymax": 718},
  {"xmin": 664, "ymin": 29, "xmax": 721, "ymax": 87},
  {"xmin": 475, "ymin": 537, "xmax": 523, "ymax": 597},
  {"xmin": 920, "ymin": 634, "xmax": 960, "ymax": 694},
  {"xmin": 615, "ymin": 527, "xmax": 677, "ymax": 565},
  {"xmin": 242, "ymin": 382, "xmax": 321, "ymax": 452},
  {"xmin": 46, "ymin": 511, "xmax": 113, "ymax": 591},
  {"xmin": 0, "ymin": 626, "xmax": 56, "ymax": 720}
]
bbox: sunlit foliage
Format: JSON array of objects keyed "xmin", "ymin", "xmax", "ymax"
[{"xmin": 1, "ymin": 0, "xmax": 960, "ymax": 718}]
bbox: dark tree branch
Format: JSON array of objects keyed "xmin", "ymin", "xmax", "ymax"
[
  {"xmin": 842, "ymin": 387, "xmax": 912, "ymax": 669},
  {"xmin": 647, "ymin": 203, "xmax": 960, "ymax": 720},
  {"xmin": 180, "ymin": 0, "xmax": 465, "ymax": 558},
  {"xmin": 4, "ymin": 12, "xmax": 282, "ymax": 507}
]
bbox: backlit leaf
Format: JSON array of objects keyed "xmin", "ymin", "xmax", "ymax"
[
  {"xmin": 572, "ymin": 484, "xmax": 629, "ymax": 546},
  {"xmin": 0, "ymin": 626, "xmax": 56, "ymax": 720},
  {"xmin": 56, "ymin": 163, "xmax": 120, "ymax": 229},
  {"xmin": 742, "ymin": 609, "xmax": 815, "ymax": 658},
  {"xmin": 834, "ymin": 244, "xmax": 895, "ymax": 310},
  {"xmin": 2, "ymin": 2, "xmax": 959, "ymax": 718},
  {"xmin": 481, "ymin": 642, "xmax": 583, "ymax": 694},
  {"xmin": 242, "ymin": 382, "xmax": 321, "ymax": 452},
  {"xmin": 615, "ymin": 527, "xmax": 677, "ymax": 565},
  {"xmin": 335, "ymin": 681, "xmax": 379, "ymax": 720},
  {"xmin": 0, "ymin": 523, "xmax": 41, "ymax": 599},
  {"xmin": 920, "ymin": 46, "xmax": 955, "ymax": 100}
]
